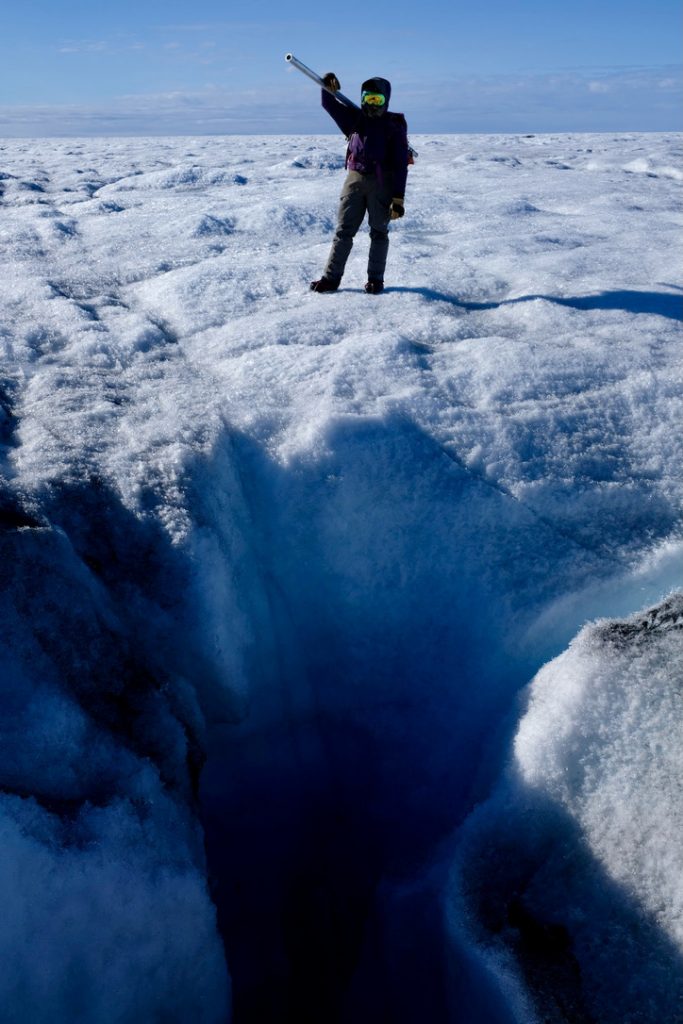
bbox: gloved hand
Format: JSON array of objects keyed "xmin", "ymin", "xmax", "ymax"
[
  {"xmin": 322, "ymin": 73, "xmax": 341, "ymax": 92},
  {"xmin": 390, "ymin": 197, "xmax": 405, "ymax": 220}
]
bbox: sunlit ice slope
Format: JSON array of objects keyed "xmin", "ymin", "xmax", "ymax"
[
  {"xmin": 452, "ymin": 594, "xmax": 683, "ymax": 1024},
  {"xmin": 0, "ymin": 132, "xmax": 681, "ymax": 1022}
]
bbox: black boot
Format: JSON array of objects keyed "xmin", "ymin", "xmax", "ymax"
[
  {"xmin": 310, "ymin": 276, "xmax": 340, "ymax": 293},
  {"xmin": 364, "ymin": 278, "xmax": 384, "ymax": 294}
]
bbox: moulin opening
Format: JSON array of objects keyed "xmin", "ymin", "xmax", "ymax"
[
  {"xmin": 189, "ymin": 419, "xmax": 576, "ymax": 1022},
  {"xmin": 200, "ymin": 711, "xmax": 460, "ymax": 1023}
]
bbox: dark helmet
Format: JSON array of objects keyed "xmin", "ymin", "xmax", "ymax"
[{"xmin": 361, "ymin": 76, "xmax": 391, "ymax": 118}]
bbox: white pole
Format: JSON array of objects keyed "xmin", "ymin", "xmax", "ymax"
[{"xmin": 284, "ymin": 54, "xmax": 360, "ymax": 111}]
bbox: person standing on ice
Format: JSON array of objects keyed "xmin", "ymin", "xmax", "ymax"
[{"xmin": 310, "ymin": 72, "xmax": 409, "ymax": 295}]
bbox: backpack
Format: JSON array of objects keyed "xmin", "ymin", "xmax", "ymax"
[{"xmin": 388, "ymin": 112, "xmax": 417, "ymax": 164}]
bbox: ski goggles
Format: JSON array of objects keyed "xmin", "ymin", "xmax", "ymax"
[{"xmin": 361, "ymin": 91, "xmax": 386, "ymax": 107}]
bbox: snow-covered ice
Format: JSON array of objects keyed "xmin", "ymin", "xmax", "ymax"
[
  {"xmin": 452, "ymin": 595, "xmax": 683, "ymax": 1024},
  {"xmin": 0, "ymin": 131, "xmax": 681, "ymax": 1022}
]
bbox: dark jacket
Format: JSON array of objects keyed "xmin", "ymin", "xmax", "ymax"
[{"xmin": 322, "ymin": 79, "xmax": 409, "ymax": 198}]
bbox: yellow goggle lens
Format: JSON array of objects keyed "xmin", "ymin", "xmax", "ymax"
[{"xmin": 361, "ymin": 92, "xmax": 386, "ymax": 106}]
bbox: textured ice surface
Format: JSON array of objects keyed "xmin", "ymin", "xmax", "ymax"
[
  {"xmin": 452, "ymin": 595, "xmax": 683, "ymax": 1023},
  {"xmin": 0, "ymin": 132, "xmax": 681, "ymax": 1021}
]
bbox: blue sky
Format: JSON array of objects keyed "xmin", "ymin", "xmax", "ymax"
[{"xmin": 0, "ymin": 0, "xmax": 680, "ymax": 135}]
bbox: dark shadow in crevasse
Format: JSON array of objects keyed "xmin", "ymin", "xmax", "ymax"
[
  {"xmin": 7, "ymin": 473, "xmax": 207, "ymax": 801},
  {"xmin": 197, "ymin": 417, "xmax": 550, "ymax": 1024},
  {"xmin": 459, "ymin": 785, "xmax": 683, "ymax": 1024}
]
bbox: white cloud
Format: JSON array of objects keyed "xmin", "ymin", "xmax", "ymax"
[
  {"xmin": 59, "ymin": 40, "xmax": 109, "ymax": 54},
  {"xmin": 0, "ymin": 88, "xmax": 299, "ymax": 137},
  {"xmin": 0, "ymin": 66, "xmax": 680, "ymax": 136},
  {"xmin": 402, "ymin": 65, "xmax": 683, "ymax": 133}
]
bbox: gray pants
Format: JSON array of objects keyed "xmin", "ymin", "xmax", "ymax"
[{"xmin": 324, "ymin": 171, "xmax": 393, "ymax": 282}]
